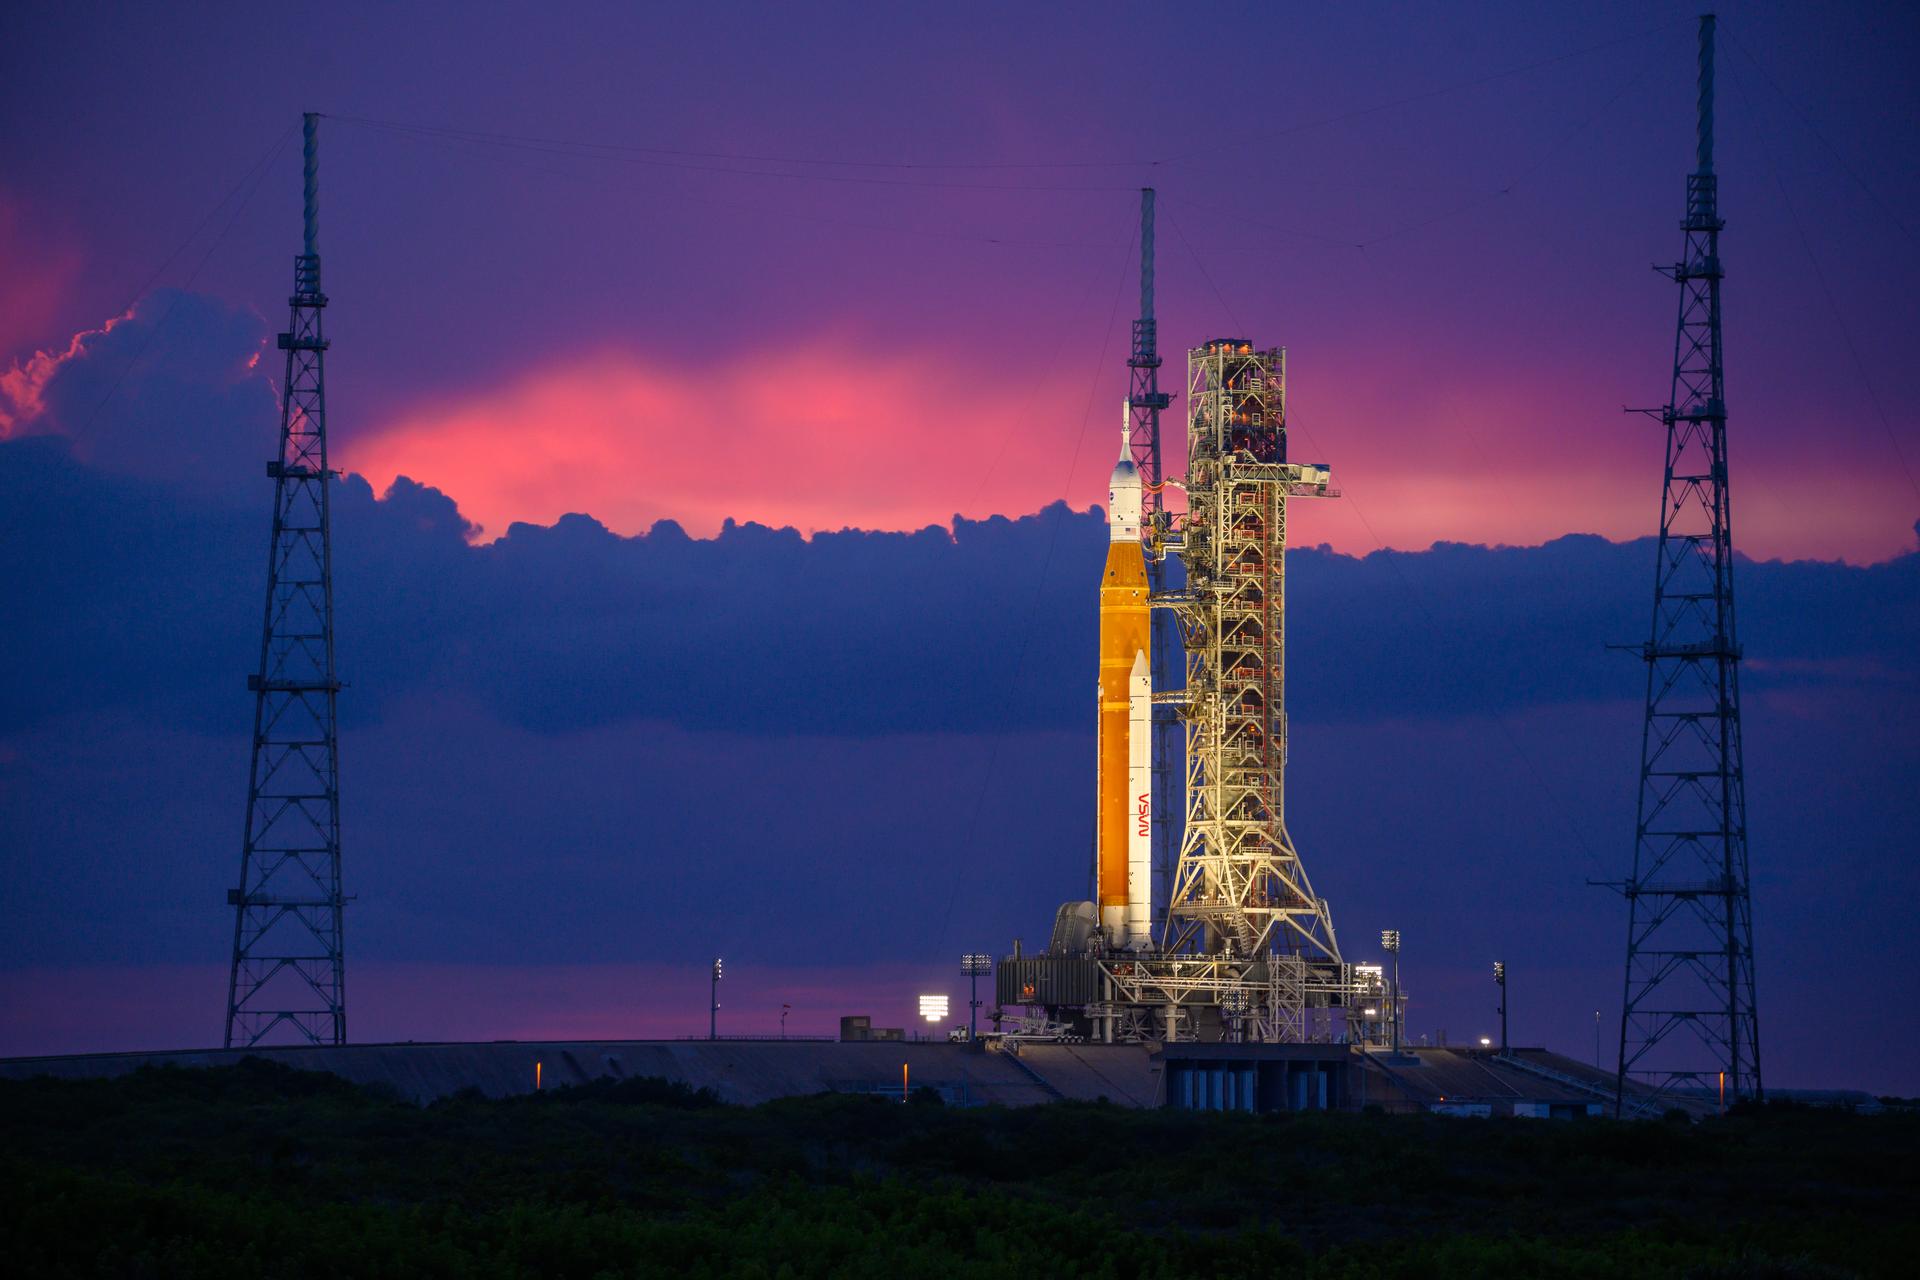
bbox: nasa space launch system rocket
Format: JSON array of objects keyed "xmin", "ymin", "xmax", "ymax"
[{"xmin": 1097, "ymin": 409, "xmax": 1153, "ymax": 951}]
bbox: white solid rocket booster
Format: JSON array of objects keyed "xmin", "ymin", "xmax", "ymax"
[{"xmin": 1126, "ymin": 648, "xmax": 1152, "ymax": 948}]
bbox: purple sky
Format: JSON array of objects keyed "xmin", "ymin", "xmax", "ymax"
[
  {"xmin": 6, "ymin": 1, "xmax": 1917, "ymax": 557},
  {"xmin": 2, "ymin": 2, "xmax": 1917, "ymax": 1091}
]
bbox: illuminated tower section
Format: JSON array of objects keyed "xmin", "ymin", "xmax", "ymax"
[
  {"xmin": 224, "ymin": 114, "xmax": 347, "ymax": 1047},
  {"xmin": 1097, "ymin": 412, "xmax": 1152, "ymax": 950},
  {"xmin": 1165, "ymin": 341, "xmax": 1339, "ymax": 971}
]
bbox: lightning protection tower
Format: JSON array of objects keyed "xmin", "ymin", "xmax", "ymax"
[
  {"xmin": 1125, "ymin": 188, "xmax": 1179, "ymax": 920},
  {"xmin": 224, "ymin": 113, "xmax": 347, "ymax": 1048},
  {"xmin": 1610, "ymin": 14, "xmax": 1761, "ymax": 1113}
]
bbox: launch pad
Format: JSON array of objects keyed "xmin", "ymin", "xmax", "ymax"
[{"xmin": 998, "ymin": 332, "xmax": 1396, "ymax": 1046}]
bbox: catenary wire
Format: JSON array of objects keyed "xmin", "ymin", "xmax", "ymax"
[
  {"xmin": 933, "ymin": 222, "xmax": 1140, "ymax": 950},
  {"xmin": 324, "ymin": 22, "xmax": 1687, "ymax": 182},
  {"xmin": 64, "ymin": 123, "xmax": 298, "ymax": 451},
  {"xmin": 1166, "ymin": 15, "xmax": 1691, "ymax": 168},
  {"xmin": 1721, "ymin": 23, "xmax": 1914, "ymax": 246},
  {"xmin": 1723, "ymin": 49, "xmax": 1920, "ymax": 509},
  {"xmin": 324, "ymin": 111, "xmax": 1158, "ymax": 172},
  {"xmin": 346, "ymin": 121, "xmax": 1130, "ymax": 252},
  {"xmin": 1161, "ymin": 197, "xmax": 1609, "ymax": 871},
  {"xmin": 330, "ymin": 115, "xmax": 1142, "ymax": 194}
]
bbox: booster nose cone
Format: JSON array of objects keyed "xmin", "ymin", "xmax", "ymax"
[{"xmin": 1110, "ymin": 405, "xmax": 1142, "ymax": 542}]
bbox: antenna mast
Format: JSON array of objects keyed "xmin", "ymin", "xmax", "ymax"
[
  {"xmin": 225, "ymin": 112, "xmax": 347, "ymax": 1047},
  {"xmin": 1611, "ymin": 14, "xmax": 1762, "ymax": 1113}
]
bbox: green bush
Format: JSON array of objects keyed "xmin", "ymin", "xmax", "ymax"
[{"xmin": 2, "ymin": 1063, "xmax": 1914, "ymax": 1278}]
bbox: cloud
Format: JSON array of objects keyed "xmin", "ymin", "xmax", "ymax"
[
  {"xmin": 0, "ymin": 288, "xmax": 274, "ymax": 500},
  {"xmin": 0, "ymin": 308, "xmax": 132, "ymax": 436},
  {"xmin": 341, "ymin": 340, "xmax": 1098, "ymax": 540},
  {"xmin": 3, "ymin": 664, "xmax": 1915, "ymax": 1091},
  {"xmin": 13, "ymin": 291, "xmax": 1917, "ymax": 562},
  {"xmin": 4, "ymin": 436, "xmax": 1916, "ymax": 741}
]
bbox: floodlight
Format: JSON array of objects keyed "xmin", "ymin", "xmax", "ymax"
[
  {"xmin": 1380, "ymin": 930, "xmax": 1401, "ymax": 953},
  {"xmin": 1493, "ymin": 961, "xmax": 1506, "ymax": 985},
  {"xmin": 918, "ymin": 994, "xmax": 949, "ymax": 1023},
  {"xmin": 960, "ymin": 954, "xmax": 992, "ymax": 975},
  {"xmin": 1479, "ymin": 1036, "xmax": 1492, "ymax": 1047}
]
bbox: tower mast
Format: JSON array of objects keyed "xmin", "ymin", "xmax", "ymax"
[
  {"xmin": 1164, "ymin": 342, "xmax": 1339, "ymax": 973},
  {"xmin": 1612, "ymin": 13, "xmax": 1761, "ymax": 1112},
  {"xmin": 225, "ymin": 112, "xmax": 347, "ymax": 1047},
  {"xmin": 1126, "ymin": 189, "xmax": 1177, "ymax": 920}
]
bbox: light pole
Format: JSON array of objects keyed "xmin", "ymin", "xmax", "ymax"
[
  {"xmin": 1381, "ymin": 930, "xmax": 1402, "ymax": 1055},
  {"xmin": 709, "ymin": 957, "xmax": 723, "ymax": 1041},
  {"xmin": 961, "ymin": 954, "xmax": 992, "ymax": 1043},
  {"xmin": 1493, "ymin": 961, "xmax": 1508, "ymax": 1055},
  {"xmin": 781, "ymin": 1002, "xmax": 790, "ymax": 1040}
]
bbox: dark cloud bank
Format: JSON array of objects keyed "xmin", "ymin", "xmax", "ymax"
[{"xmin": 4, "ymin": 433, "xmax": 1914, "ymax": 738}]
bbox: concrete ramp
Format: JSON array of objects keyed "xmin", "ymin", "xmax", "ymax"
[
  {"xmin": 0, "ymin": 1040, "xmax": 1070, "ymax": 1107},
  {"xmin": 1013, "ymin": 1044, "xmax": 1161, "ymax": 1106}
]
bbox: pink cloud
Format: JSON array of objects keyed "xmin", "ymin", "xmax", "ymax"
[
  {"xmin": 344, "ymin": 340, "xmax": 1112, "ymax": 540},
  {"xmin": 341, "ymin": 339, "xmax": 1668, "ymax": 554},
  {"xmin": 5, "ymin": 292, "xmax": 1907, "ymax": 562},
  {"xmin": 0, "ymin": 194, "xmax": 85, "ymax": 374},
  {"xmin": 0, "ymin": 306, "xmax": 134, "ymax": 437}
]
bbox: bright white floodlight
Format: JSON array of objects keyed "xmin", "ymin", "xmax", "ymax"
[
  {"xmin": 1479, "ymin": 1036, "xmax": 1493, "ymax": 1047},
  {"xmin": 918, "ymin": 994, "xmax": 949, "ymax": 1023}
]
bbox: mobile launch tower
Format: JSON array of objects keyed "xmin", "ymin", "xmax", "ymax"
[{"xmin": 998, "ymin": 201, "xmax": 1382, "ymax": 1041}]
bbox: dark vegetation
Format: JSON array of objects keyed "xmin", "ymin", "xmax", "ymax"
[{"xmin": 3, "ymin": 1060, "xmax": 1915, "ymax": 1278}]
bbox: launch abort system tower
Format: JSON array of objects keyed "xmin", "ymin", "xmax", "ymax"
[
  {"xmin": 224, "ymin": 114, "xmax": 347, "ymax": 1048},
  {"xmin": 1604, "ymin": 14, "xmax": 1761, "ymax": 1113}
]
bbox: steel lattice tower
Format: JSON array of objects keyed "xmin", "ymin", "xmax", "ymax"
[
  {"xmin": 224, "ymin": 113, "xmax": 347, "ymax": 1048},
  {"xmin": 1125, "ymin": 188, "xmax": 1179, "ymax": 920},
  {"xmin": 1611, "ymin": 15, "xmax": 1761, "ymax": 1112},
  {"xmin": 1165, "ymin": 343, "xmax": 1339, "ymax": 965}
]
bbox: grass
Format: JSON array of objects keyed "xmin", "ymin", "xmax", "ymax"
[{"xmin": 2, "ymin": 1059, "xmax": 1914, "ymax": 1277}]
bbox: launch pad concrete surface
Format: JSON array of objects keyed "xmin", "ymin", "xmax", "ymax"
[
  {"xmin": 1, "ymin": 1038, "xmax": 1662, "ymax": 1115},
  {"xmin": 0, "ymin": 1039, "xmax": 1165, "ymax": 1108}
]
